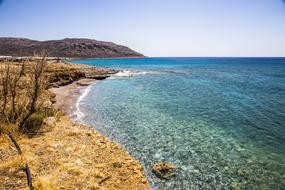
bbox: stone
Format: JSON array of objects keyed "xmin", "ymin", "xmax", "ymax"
[
  {"xmin": 51, "ymin": 83, "xmax": 59, "ymax": 88},
  {"xmin": 89, "ymin": 75, "xmax": 110, "ymax": 80},
  {"xmin": 152, "ymin": 162, "xmax": 176, "ymax": 180},
  {"xmin": 44, "ymin": 117, "xmax": 56, "ymax": 126},
  {"xmin": 230, "ymin": 182, "xmax": 241, "ymax": 190},
  {"xmin": 246, "ymin": 159, "xmax": 253, "ymax": 164},
  {"xmin": 76, "ymin": 81, "xmax": 90, "ymax": 86},
  {"xmin": 42, "ymin": 101, "xmax": 53, "ymax": 109}
]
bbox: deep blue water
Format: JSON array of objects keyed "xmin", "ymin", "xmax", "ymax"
[{"xmin": 72, "ymin": 58, "xmax": 285, "ymax": 190}]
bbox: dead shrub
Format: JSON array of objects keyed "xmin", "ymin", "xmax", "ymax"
[{"xmin": 0, "ymin": 54, "xmax": 49, "ymax": 135}]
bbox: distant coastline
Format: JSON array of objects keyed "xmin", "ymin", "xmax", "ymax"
[
  {"xmin": 0, "ymin": 37, "xmax": 144, "ymax": 58},
  {"xmin": 70, "ymin": 55, "xmax": 147, "ymax": 60}
]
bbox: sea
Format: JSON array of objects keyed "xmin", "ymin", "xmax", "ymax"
[{"xmin": 71, "ymin": 57, "xmax": 285, "ymax": 190}]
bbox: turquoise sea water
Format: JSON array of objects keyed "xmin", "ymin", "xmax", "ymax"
[{"xmin": 72, "ymin": 58, "xmax": 285, "ymax": 190}]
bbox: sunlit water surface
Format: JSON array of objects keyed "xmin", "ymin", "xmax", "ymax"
[{"xmin": 72, "ymin": 58, "xmax": 285, "ymax": 190}]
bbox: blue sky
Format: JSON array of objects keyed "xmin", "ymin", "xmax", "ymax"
[{"xmin": 0, "ymin": 0, "xmax": 285, "ymax": 57}]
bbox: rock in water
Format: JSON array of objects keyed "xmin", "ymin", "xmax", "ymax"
[{"xmin": 152, "ymin": 162, "xmax": 176, "ymax": 180}]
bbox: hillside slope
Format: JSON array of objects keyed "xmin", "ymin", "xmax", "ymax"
[{"xmin": 0, "ymin": 37, "xmax": 144, "ymax": 58}]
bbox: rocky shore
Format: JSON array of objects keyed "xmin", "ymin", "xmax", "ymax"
[{"xmin": 0, "ymin": 59, "xmax": 151, "ymax": 190}]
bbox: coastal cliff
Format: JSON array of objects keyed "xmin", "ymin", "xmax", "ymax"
[{"xmin": 0, "ymin": 37, "xmax": 144, "ymax": 58}]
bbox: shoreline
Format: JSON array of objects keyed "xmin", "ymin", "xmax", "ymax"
[
  {"xmin": 50, "ymin": 78, "xmax": 96, "ymax": 120},
  {"xmin": 49, "ymin": 77, "xmax": 152, "ymax": 189},
  {"xmin": 0, "ymin": 59, "xmax": 151, "ymax": 190},
  {"xmin": 70, "ymin": 56, "xmax": 146, "ymax": 61}
]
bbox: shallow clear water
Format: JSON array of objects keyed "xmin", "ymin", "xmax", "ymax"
[{"xmin": 72, "ymin": 58, "xmax": 285, "ymax": 190}]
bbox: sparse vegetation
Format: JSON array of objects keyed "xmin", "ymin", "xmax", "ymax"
[
  {"xmin": 0, "ymin": 54, "xmax": 49, "ymax": 135},
  {"xmin": 24, "ymin": 113, "xmax": 45, "ymax": 134},
  {"xmin": 0, "ymin": 54, "xmax": 50, "ymax": 190},
  {"xmin": 0, "ymin": 57, "xmax": 150, "ymax": 190}
]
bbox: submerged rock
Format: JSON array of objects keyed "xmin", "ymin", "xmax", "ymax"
[{"xmin": 152, "ymin": 162, "xmax": 176, "ymax": 180}]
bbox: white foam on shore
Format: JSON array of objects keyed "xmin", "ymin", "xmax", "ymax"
[
  {"xmin": 73, "ymin": 85, "xmax": 92, "ymax": 121},
  {"xmin": 73, "ymin": 70, "xmax": 153, "ymax": 121},
  {"xmin": 111, "ymin": 70, "xmax": 150, "ymax": 79}
]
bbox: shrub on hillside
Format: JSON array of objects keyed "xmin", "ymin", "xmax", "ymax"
[
  {"xmin": 0, "ymin": 54, "xmax": 49, "ymax": 135},
  {"xmin": 23, "ymin": 113, "xmax": 45, "ymax": 134}
]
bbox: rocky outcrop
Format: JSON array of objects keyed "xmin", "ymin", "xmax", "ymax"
[
  {"xmin": 0, "ymin": 37, "xmax": 144, "ymax": 58},
  {"xmin": 152, "ymin": 162, "xmax": 176, "ymax": 180},
  {"xmin": 46, "ymin": 61, "xmax": 117, "ymax": 87},
  {"xmin": 89, "ymin": 75, "xmax": 110, "ymax": 80}
]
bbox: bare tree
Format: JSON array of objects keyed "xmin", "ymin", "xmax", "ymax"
[
  {"xmin": 0, "ymin": 54, "xmax": 48, "ymax": 190},
  {"xmin": 19, "ymin": 55, "xmax": 48, "ymax": 130},
  {"xmin": 0, "ymin": 53, "xmax": 48, "ymax": 131},
  {"xmin": 0, "ymin": 62, "xmax": 10, "ymax": 114},
  {"xmin": 9, "ymin": 63, "xmax": 25, "ymax": 122}
]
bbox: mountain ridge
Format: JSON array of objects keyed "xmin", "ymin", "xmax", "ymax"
[{"xmin": 0, "ymin": 37, "xmax": 144, "ymax": 58}]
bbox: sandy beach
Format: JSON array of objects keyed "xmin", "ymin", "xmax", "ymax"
[{"xmin": 50, "ymin": 78, "xmax": 96, "ymax": 118}]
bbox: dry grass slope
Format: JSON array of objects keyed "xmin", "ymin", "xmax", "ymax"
[
  {"xmin": 0, "ymin": 59, "xmax": 151, "ymax": 190},
  {"xmin": 1, "ymin": 115, "xmax": 150, "ymax": 190}
]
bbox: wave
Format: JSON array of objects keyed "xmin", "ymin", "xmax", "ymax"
[
  {"xmin": 110, "ymin": 70, "xmax": 150, "ymax": 79},
  {"xmin": 73, "ymin": 85, "xmax": 92, "ymax": 121},
  {"xmin": 111, "ymin": 69, "xmax": 190, "ymax": 79}
]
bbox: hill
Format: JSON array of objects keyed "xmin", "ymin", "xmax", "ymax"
[{"xmin": 0, "ymin": 37, "xmax": 144, "ymax": 58}]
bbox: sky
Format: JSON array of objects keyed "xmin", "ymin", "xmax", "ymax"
[{"xmin": 0, "ymin": 0, "xmax": 285, "ymax": 57}]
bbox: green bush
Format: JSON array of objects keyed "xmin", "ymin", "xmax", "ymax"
[
  {"xmin": 40, "ymin": 107, "xmax": 56, "ymax": 118},
  {"xmin": 24, "ymin": 113, "xmax": 45, "ymax": 133}
]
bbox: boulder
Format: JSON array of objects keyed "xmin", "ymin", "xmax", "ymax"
[{"xmin": 152, "ymin": 162, "xmax": 176, "ymax": 180}]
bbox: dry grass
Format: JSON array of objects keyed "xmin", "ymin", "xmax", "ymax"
[
  {"xmin": 0, "ymin": 134, "xmax": 26, "ymax": 189},
  {"xmin": 0, "ymin": 59, "xmax": 150, "ymax": 190},
  {"xmin": 0, "ymin": 116, "xmax": 150, "ymax": 189}
]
